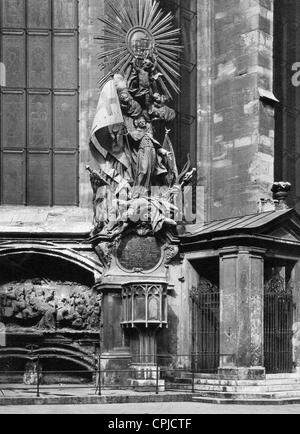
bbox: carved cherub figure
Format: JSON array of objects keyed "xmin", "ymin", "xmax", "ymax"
[
  {"xmin": 148, "ymin": 93, "xmax": 176, "ymax": 123},
  {"xmin": 152, "ymin": 92, "xmax": 167, "ymax": 108},
  {"xmin": 119, "ymin": 89, "xmax": 142, "ymax": 118}
]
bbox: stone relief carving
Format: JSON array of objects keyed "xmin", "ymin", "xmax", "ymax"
[
  {"xmin": 0, "ymin": 279, "xmax": 102, "ymax": 332},
  {"xmin": 250, "ymin": 343, "xmax": 263, "ymax": 367}
]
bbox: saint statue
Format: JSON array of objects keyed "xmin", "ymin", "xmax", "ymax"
[{"xmin": 88, "ymin": 0, "xmax": 195, "ymax": 237}]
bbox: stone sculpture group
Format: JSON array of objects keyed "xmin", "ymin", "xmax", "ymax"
[
  {"xmin": 89, "ymin": 55, "xmax": 195, "ymax": 238},
  {"xmin": 0, "ymin": 279, "xmax": 102, "ymax": 331}
]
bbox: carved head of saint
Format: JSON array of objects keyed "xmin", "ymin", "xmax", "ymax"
[
  {"xmin": 119, "ymin": 90, "xmax": 131, "ymax": 105},
  {"xmin": 134, "ymin": 115, "xmax": 147, "ymax": 130}
]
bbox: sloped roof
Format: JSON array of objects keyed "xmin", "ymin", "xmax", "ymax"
[{"xmin": 183, "ymin": 208, "xmax": 298, "ymax": 240}]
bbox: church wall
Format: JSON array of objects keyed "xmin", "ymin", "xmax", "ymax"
[
  {"xmin": 68, "ymin": 0, "xmax": 279, "ymax": 378},
  {"xmin": 200, "ymin": 0, "xmax": 275, "ymax": 221},
  {"xmin": 274, "ymin": 0, "xmax": 300, "ymax": 213},
  {"xmin": 5, "ymin": 0, "xmax": 300, "ymax": 387},
  {"xmin": 77, "ymin": 0, "xmax": 276, "ymax": 220},
  {"xmin": 78, "ymin": 0, "xmax": 105, "ymax": 208}
]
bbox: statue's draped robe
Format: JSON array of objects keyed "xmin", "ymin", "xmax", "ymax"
[{"xmin": 90, "ymin": 116, "xmax": 168, "ymax": 196}]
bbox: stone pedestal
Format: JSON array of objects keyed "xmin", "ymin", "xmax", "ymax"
[
  {"xmin": 100, "ymin": 347, "xmax": 132, "ymax": 387},
  {"xmin": 129, "ymin": 364, "xmax": 165, "ymax": 392},
  {"xmin": 93, "ymin": 232, "xmax": 178, "ymax": 389},
  {"xmin": 219, "ymin": 247, "xmax": 266, "ymax": 380},
  {"xmin": 127, "ymin": 326, "xmax": 165, "ymax": 392}
]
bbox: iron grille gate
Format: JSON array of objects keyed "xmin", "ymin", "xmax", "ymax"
[
  {"xmin": 264, "ymin": 273, "xmax": 293, "ymax": 374},
  {"xmin": 191, "ymin": 279, "xmax": 220, "ymax": 373}
]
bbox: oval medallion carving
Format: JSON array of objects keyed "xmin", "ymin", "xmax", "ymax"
[{"xmin": 117, "ymin": 235, "xmax": 162, "ymax": 271}]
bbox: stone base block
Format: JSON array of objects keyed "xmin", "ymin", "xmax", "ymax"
[
  {"xmin": 130, "ymin": 364, "xmax": 160, "ymax": 380},
  {"xmin": 218, "ymin": 367, "xmax": 266, "ymax": 380},
  {"xmin": 129, "ymin": 363, "xmax": 165, "ymax": 392},
  {"xmin": 129, "ymin": 379, "xmax": 166, "ymax": 393},
  {"xmin": 100, "ymin": 348, "xmax": 132, "ymax": 386}
]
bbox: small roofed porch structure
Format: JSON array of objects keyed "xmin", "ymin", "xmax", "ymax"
[{"xmin": 181, "ymin": 208, "xmax": 300, "ymax": 380}]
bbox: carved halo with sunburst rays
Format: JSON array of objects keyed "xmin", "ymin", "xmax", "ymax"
[{"xmin": 96, "ymin": 0, "xmax": 181, "ymax": 98}]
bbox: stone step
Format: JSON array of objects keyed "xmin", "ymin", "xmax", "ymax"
[
  {"xmin": 167, "ymin": 381, "xmax": 300, "ymax": 394},
  {"xmin": 166, "ymin": 383, "xmax": 194, "ymax": 391},
  {"xmin": 179, "ymin": 374, "xmax": 300, "ymax": 386},
  {"xmin": 179, "ymin": 376, "xmax": 300, "ymax": 387},
  {"xmin": 193, "ymin": 384, "xmax": 300, "ymax": 393},
  {"xmin": 187, "ymin": 373, "xmax": 300, "ymax": 381},
  {"xmin": 191, "ymin": 390, "xmax": 300, "ymax": 400},
  {"xmin": 192, "ymin": 396, "xmax": 300, "ymax": 405},
  {"xmin": 266, "ymin": 373, "xmax": 300, "ymax": 380},
  {"xmin": 194, "ymin": 378, "xmax": 300, "ymax": 386},
  {"xmin": 194, "ymin": 379, "xmax": 262, "ymax": 386}
]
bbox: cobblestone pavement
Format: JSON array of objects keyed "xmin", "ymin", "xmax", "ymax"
[{"xmin": 1, "ymin": 402, "xmax": 300, "ymax": 414}]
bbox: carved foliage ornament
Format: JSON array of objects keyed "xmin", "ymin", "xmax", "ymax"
[
  {"xmin": 164, "ymin": 245, "xmax": 179, "ymax": 265},
  {"xmin": 264, "ymin": 272, "xmax": 292, "ymax": 295},
  {"xmin": 190, "ymin": 278, "xmax": 219, "ymax": 301}
]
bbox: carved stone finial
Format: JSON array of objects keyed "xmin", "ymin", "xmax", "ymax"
[{"xmin": 271, "ymin": 182, "xmax": 291, "ymax": 210}]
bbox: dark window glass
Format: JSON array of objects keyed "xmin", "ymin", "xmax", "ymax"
[{"xmin": 0, "ymin": 0, "xmax": 79, "ymax": 206}]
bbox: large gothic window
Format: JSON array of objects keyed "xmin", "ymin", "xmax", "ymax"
[{"xmin": 0, "ymin": 0, "xmax": 79, "ymax": 206}]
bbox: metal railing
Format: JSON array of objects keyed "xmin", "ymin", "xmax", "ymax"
[{"xmin": 0, "ymin": 353, "xmax": 237, "ymax": 398}]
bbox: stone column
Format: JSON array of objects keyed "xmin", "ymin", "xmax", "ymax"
[
  {"xmin": 219, "ymin": 247, "xmax": 266, "ymax": 380},
  {"xmin": 101, "ymin": 287, "xmax": 124, "ymax": 353},
  {"xmin": 97, "ymin": 283, "xmax": 132, "ymax": 387},
  {"xmin": 129, "ymin": 326, "xmax": 166, "ymax": 392}
]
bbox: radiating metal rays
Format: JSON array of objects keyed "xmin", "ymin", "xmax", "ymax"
[{"xmin": 95, "ymin": 0, "xmax": 181, "ymax": 94}]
